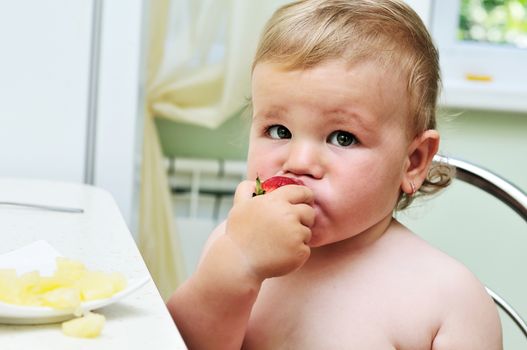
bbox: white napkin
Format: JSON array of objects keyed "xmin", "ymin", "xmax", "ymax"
[{"xmin": 0, "ymin": 240, "xmax": 61, "ymax": 276}]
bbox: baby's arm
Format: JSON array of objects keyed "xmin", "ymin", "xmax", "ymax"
[
  {"xmin": 166, "ymin": 225, "xmax": 262, "ymax": 350},
  {"xmin": 431, "ymin": 266, "xmax": 503, "ymax": 350},
  {"xmin": 166, "ymin": 180, "xmax": 315, "ymax": 350}
]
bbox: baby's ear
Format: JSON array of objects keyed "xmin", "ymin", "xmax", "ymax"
[{"xmin": 402, "ymin": 130, "xmax": 440, "ymax": 193}]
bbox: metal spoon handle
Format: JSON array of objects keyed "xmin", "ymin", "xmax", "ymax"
[{"xmin": 0, "ymin": 201, "xmax": 84, "ymax": 213}]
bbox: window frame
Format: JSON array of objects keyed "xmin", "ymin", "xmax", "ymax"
[{"xmin": 430, "ymin": 0, "xmax": 527, "ymax": 113}]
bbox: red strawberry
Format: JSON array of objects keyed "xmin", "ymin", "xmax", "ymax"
[{"xmin": 253, "ymin": 176, "xmax": 304, "ymax": 196}]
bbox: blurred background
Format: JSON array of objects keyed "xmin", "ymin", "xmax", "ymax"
[{"xmin": 1, "ymin": 0, "xmax": 526, "ymax": 347}]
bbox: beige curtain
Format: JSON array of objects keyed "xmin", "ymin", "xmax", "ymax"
[
  {"xmin": 138, "ymin": 0, "xmax": 290, "ymax": 300},
  {"xmin": 139, "ymin": 0, "xmax": 183, "ymax": 302}
]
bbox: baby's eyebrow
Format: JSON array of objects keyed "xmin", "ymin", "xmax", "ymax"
[
  {"xmin": 324, "ymin": 108, "xmax": 373, "ymax": 133},
  {"xmin": 254, "ymin": 105, "xmax": 288, "ymax": 118}
]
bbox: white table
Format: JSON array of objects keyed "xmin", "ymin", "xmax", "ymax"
[{"xmin": 0, "ymin": 178, "xmax": 187, "ymax": 349}]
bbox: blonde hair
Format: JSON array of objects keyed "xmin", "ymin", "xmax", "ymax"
[{"xmin": 253, "ymin": 0, "xmax": 453, "ymax": 210}]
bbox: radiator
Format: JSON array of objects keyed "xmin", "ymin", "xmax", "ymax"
[{"xmin": 166, "ymin": 157, "xmax": 246, "ymax": 276}]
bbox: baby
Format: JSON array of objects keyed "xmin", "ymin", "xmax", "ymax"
[{"xmin": 167, "ymin": 1, "xmax": 503, "ymax": 349}]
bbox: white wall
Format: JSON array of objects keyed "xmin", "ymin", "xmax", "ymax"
[
  {"xmin": 0, "ymin": 0, "xmax": 146, "ymax": 229},
  {"xmin": 0, "ymin": 1, "xmax": 93, "ymax": 183}
]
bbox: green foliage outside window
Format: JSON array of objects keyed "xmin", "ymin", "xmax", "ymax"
[{"xmin": 459, "ymin": 0, "xmax": 527, "ymax": 48}]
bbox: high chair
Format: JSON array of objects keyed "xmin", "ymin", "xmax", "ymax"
[{"xmin": 433, "ymin": 155, "xmax": 527, "ymax": 339}]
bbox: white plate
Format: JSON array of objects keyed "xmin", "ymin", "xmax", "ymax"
[{"xmin": 0, "ymin": 240, "xmax": 150, "ymax": 325}]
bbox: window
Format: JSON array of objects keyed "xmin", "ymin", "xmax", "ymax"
[
  {"xmin": 430, "ymin": 0, "xmax": 527, "ymax": 112},
  {"xmin": 459, "ymin": 0, "xmax": 527, "ymax": 48}
]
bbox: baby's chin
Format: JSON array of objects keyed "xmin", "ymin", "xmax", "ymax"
[
  {"xmin": 307, "ymin": 232, "xmax": 351, "ymax": 249},
  {"xmin": 306, "ymin": 207, "xmax": 334, "ymax": 246},
  {"xmin": 306, "ymin": 218, "xmax": 356, "ymax": 248}
]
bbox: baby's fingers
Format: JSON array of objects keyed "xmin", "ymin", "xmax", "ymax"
[
  {"xmin": 274, "ymin": 185, "xmax": 314, "ymax": 205},
  {"xmin": 295, "ymin": 203, "xmax": 316, "ymax": 228},
  {"xmin": 233, "ymin": 180, "xmax": 258, "ymax": 205}
]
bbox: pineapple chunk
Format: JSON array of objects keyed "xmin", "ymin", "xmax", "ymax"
[
  {"xmin": 38, "ymin": 275, "xmax": 65, "ymax": 293},
  {"xmin": 78, "ymin": 271, "xmax": 127, "ymax": 301},
  {"xmin": 56, "ymin": 257, "xmax": 86, "ymax": 271},
  {"xmin": 0, "ymin": 257, "xmax": 126, "ymax": 309},
  {"xmin": 54, "ymin": 257, "xmax": 86, "ymax": 285},
  {"xmin": 0, "ymin": 258, "xmax": 126, "ymax": 338},
  {"xmin": 0, "ymin": 269, "xmax": 20, "ymax": 304},
  {"xmin": 62, "ymin": 312, "xmax": 105, "ymax": 338},
  {"xmin": 17, "ymin": 271, "xmax": 42, "ymax": 305},
  {"xmin": 41, "ymin": 287, "xmax": 81, "ymax": 310}
]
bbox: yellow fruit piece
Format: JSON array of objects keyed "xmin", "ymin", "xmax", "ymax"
[
  {"xmin": 62, "ymin": 312, "xmax": 105, "ymax": 338},
  {"xmin": 16, "ymin": 271, "xmax": 42, "ymax": 306},
  {"xmin": 38, "ymin": 276, "xmax": 65, "ymax": 293},
  {"xmin": 108, "ymin": 272, "xmax": 127, "ymax": 293},
  {"xmin": 19, "ymin": 271, "xmax": 41, "ymax": 291},
  {"xmin": 0, "ymin": 269, "xmax": 20, "ymax": 304},
  {"xmin": 56, "ymin": 257, "xmax": 86, "ymax": 271},
  {"xmin": 0, "ymin": 258, "xmax": 126, "ymax": 310},
  {"xmin": 41, "ymin": 287, "xmax": 81, "ymax": 310},
  {"xmin": 54, "ymin": 257, "xmax": 86, "ymax": 285},
  {"xmin": 77, "ymin": 271, "xmax": 127, "ymax": 301}
]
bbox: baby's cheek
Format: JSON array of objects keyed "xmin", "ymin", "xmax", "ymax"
[
  {"xmin": 246, "ymin": 148, "xmax": 266, "ymax": 178},
  {"xmin": 245, "ymin": 157, "xmax": 260, "ymax": 180},
  {"xmin": 246, "ymin": 153, "xmax": 282, "ymax": 181}
]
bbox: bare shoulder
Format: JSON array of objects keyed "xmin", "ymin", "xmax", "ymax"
[
  {"xmin": 389, "ymin": 222, "xmax": 503, "ymax": 350},
  {"xmin": 428, "ymin": 251, "xmax": 503, "ymax": 349}
]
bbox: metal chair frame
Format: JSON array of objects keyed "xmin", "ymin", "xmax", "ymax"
[{"xmin": 433, "ymin": 154, "xmax": 527, "ymax": 339}]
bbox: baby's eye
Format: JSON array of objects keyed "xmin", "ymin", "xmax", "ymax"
[
  {"xmin": 327, "ymin": 130, "xmax": 358, "ymax": 147},
  {"xmin": 267, "ymin": 125, "xmax": 291, "ymax": 139}
]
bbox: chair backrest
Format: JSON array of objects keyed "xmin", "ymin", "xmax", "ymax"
[{"xmin": 433, "ymin": 154, "xmax": 527, "ymax": 339}]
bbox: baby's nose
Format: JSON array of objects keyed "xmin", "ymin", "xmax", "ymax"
[{"xmin": 282, "ymin": 140, "xmax": 324, "ymax": 179}]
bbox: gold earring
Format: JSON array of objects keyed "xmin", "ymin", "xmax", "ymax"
[{"xmin": 410, "ymin": 181, "xmax": 416, "ymax": 196}]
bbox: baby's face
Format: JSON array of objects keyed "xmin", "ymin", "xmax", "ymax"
[{"xmin": 248, "ymin": 59, "xmax": 413, "ymax": 247}]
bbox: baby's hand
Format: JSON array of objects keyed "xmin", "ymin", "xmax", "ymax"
[{"xmin": 226, "ymin": 179, "xmax": 315, "ymax": 281}]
